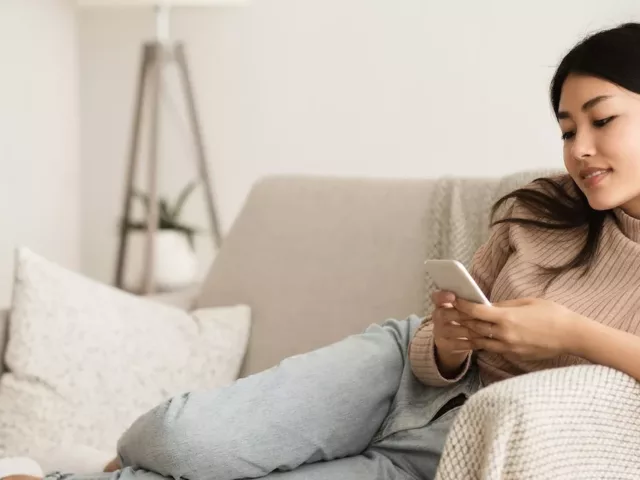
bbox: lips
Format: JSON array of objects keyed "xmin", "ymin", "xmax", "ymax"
[
  {"xmin": 580, "ymin": 168, "xmax": 611, "ymax": 188},
  {"xmin": 579, "ymin": 167, "xmax": 612, "ymax": 180}
]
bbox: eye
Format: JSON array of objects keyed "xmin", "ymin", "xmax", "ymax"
[
  {"xmin": 561, "ymin": 130, "xmax": 575, "ymax": 141},
  {"xmin": 593, "ymin": 116, "xmax": 616, "ymax": 127}
]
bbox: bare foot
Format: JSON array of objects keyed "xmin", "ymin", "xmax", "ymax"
[
  {"xmin": 103, "ymin": 457, "xmax": 121, "ymax": 473},
  {"xmin": 2, "ymin": 476, "xmax": 42, "ymax": 480}
]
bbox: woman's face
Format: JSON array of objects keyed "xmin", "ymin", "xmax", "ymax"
[{"xmin": 559, "ymin": 74, "xmax": 640, "ymax": 217}]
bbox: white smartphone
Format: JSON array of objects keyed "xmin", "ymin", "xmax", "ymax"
[{"xmin": 424, "ymin": 259, "xmax": 491, "ymax": 306}]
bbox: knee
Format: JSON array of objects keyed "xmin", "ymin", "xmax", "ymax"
[
  {"xmin": 117, "ymin": 393, "xmax": 204, "ymax": 477},
  {"xmin": 362, "ymin": 319, "xmax": 411, "ymax": 363}
]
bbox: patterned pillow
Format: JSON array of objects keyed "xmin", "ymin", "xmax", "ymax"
[{"xmin": 0, "ymin": 247, "xmax": 251, "ymax": 458}]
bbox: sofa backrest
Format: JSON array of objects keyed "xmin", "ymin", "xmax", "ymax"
[
  {"xmin": 196, "ymin": 176, "xmax": 440, "ymax": 376},
  {"xmin": 196, "ymin": 171, "xmax": 562, "ymax": 377}
]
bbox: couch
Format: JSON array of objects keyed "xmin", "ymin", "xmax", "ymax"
[{"xmin": 1, "ymin": 173, "xmax": 639, "ymax": 478}]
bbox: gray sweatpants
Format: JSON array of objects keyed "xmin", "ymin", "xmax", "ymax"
[{"xmin": 45, "ymin": 317, "xmax": 479, "ymax": 480}]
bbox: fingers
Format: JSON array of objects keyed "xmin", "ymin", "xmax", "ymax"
[
  {"xmin": 434, "ymin": 307, "xmax": 482, "ymax": 338},
  {"xmin": 441, "ymin": 325, "xmax": 473, "ymax": 343},
  {"xmin": 441, "ymin": 322, "xmax": 483, "ymax": 340},
  {"xmin": 432, "ymin": 290, "xmax": 456, "ymax": 307},
  {"xmin": 436, "ymin": 329, "xmax": 474, "ymax": 352},
  {"xmin": 433, "ymin": 306, "xmax": 472, "ymax": 324},
  {"xmin": 434, "ymin": 309, "xmax": 483, "ymax": 355},
  {"xmin": 433, "ymin": 301, "xmax": 495, "ymax": 355},
  {"xmin": 454, "ymin": 298, "xmax": 502, "ymax": 323},
  {"xmin": 442, "ymin": 338, "xmax": 474, "ymax": 353},
  {"xmin": 462, "ymin": 318, "xmax": 501, "ymax": 339},
  {"xmin": 470, "ymin": 337, "xmax": 508, "ymax": 353}
]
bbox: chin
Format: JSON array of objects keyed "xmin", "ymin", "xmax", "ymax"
[
  {"xmin": 587, "ymin": 201, "xmax": 615, "ymax": 211},
  {"xmin": 585, "ymin": 192, "xmax": 625, "ymax": 211}
]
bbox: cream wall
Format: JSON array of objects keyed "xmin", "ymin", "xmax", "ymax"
[
  {"xmin": 78, "ymin": 0, "xmax": 640, "ymax": 284},
  {"xmin": 0, "ymin": 0, "xmax": 81, "ymax": 307}
]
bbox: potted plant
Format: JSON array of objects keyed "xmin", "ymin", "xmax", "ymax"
[{"xmin": 123, "ymin": 181, "xmax": 201, "ymax": 292}]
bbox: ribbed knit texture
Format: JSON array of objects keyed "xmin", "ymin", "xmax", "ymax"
[{"xmin": 410, "ymin": 178, "xmax": 640, "ymax": 387}]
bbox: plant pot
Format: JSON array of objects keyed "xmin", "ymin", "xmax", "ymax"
[{"xmin": 124, "ymin": 230, "xmax": 199, "ymax": 293}]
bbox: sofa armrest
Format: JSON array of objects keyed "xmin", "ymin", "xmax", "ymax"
[{"xmin": 436, "ymin": 365, "xmax": 640, "ymax": 480}]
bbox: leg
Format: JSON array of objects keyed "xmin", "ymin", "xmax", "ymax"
[
  {"xmin": 41, "ymin": 452, "xmax": 410, "ymax": 480},
  {"xmin": 43, "ymin": 468, "xmax": 164, "ymax": 480},
  {"xmin": 114, "ymin": 318, "xmax": 419, "ymax": 480},
  {"xmin": 43, "ymin": 405, "xmax": 456, "ymax": 480},
  {"xmin": 256, "ymin": 450, "xmax": 412, "ymax": 480}
]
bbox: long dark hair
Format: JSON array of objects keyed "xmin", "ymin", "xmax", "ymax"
[{"xmin": 492, "ymin": 23, "xmax": 640, "ymax": 280}]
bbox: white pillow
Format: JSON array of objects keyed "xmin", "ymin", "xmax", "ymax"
[{"xmin": 0, "ymin": 247, "xmax": 251, "ymax": 459}]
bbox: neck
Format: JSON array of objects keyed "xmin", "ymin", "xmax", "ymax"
[
  {"xmin": 620, "ymin": 196, "xmax": 640, "ymax": 219},
  {"xmin": 614, "ymin": 207, "xmax": 640, "ymax": 243}
]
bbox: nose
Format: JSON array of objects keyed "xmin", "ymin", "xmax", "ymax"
[{"xmin": 570, "ymin": 129, "xmax": 596, "ymax": 161}]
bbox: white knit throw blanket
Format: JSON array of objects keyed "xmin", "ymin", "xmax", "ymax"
[
  {"xmin": 426, "ymin": 170, "xmax": 640, "ymax": 479},
  {"xmin": 436, "ymin": 365, "xmax": 640, "ymax": 479}
]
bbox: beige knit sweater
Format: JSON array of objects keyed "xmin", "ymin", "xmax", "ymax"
[{"xmin": 410, "ymin": 179, "xmax": 640, "ymax": 387}]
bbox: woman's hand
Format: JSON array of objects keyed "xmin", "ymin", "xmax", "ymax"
[
  {"xmin": 431, "ymin": 291, "xmax": 483, "ymax": 377},
  {"xmin": 432, "ymin": 291, "xmax": 482, "ymax": 353},
  {"xmin": 1, "ymin": 477, "xmax": 42, "ymax": 480},
  {"xmin": 454, "ymin": 297, "xmax": 583, "ymax": 361}
]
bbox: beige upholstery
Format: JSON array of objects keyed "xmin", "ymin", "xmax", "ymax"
[
  {"xmin": 197, "ymin": 176, "xmax": 438, "ymax": 377},
  {"xmin": 0, "ymin": 309, "xmax": 6, "ymax": 377},
  {"xmin": 0, "ymin": 177, "xmax": 438, "ymax": 381},
  {"xmin": 0, "ymin": 173, "xmax": 553, "ymax": 380},
  {"xmin": 0, "ymin": 177, "xmax": 439, "ymax": 379}
]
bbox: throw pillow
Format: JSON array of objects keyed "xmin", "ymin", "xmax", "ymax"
[{"xmin": 0, "ymin": 247, "xmax": 251, "ymax": 458}]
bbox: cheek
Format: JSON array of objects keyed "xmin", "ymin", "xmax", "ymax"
[
  {"xmin": 600, "ymin": 122, "xmax": 640, "ymax": 167},
  {"xmin": 563, "ymin": 146, "xmax": 578, "ymax": 176}
]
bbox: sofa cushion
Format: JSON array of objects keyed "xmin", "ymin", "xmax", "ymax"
[{"xmin": 0, "ymin": 248, "xmax": 251, "ymax": 460}]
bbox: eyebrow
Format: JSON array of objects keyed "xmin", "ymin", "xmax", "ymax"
[{"xmin": 557, "ymin": 95, "xmax": 613, "ymax": 119}]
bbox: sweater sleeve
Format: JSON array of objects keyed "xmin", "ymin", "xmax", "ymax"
[{"xmin": 409, "ymin": 210, "xmax": 514, "ymax": 387}]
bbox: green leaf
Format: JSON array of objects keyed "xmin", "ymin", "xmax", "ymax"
[
  {"xmin": 120, "ymin": 182, "xmax": 202, "ymax": 240},
  {"xmin": 171, "ymin": 180, "xmax": 198, "ymax": 219},
  {"xmin": 126, "ymin": 220, "xmax": 146, "ymax": 229},
  {"xmin": 121, "ymin": 219, "xmax": 147, "ymax": 232},
  {"xmin": 159, "ymin": 199, "xmax": 172, "ymax": 222}
]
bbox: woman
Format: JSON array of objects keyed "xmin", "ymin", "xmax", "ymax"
[
  {"xmin": 411, "ymin": 21, "xmax": 640, "ymax": 390},
  {"xmin": 7, "ymin": 21, "xmax": 640, "ymax": 480}
]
